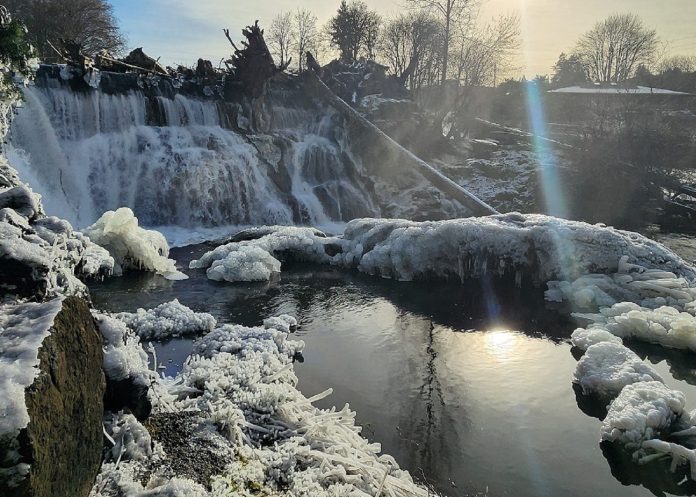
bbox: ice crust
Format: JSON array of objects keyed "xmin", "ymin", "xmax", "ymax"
[
  {"xmin": 0, "ymin": 298, "xmax": 64, "ymax": 486},
  {"xmin": 190, "ymin": 215, "xmax": 694, "ymax": 284},
  {"xmin": 84, "ymin": 208, "xmax": 187, "ymax": 281}
]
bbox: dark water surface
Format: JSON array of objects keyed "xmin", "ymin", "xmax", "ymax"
[{"xmin": 90, "ymin": 245, "xmax": 696, "ymax": 497}]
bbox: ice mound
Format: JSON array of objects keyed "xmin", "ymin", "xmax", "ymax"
[
  {"xmin": 115, "ymin": 300, "xmax": 217, "ymax": 340},
  {"xmin": 570, "ymin": 327, "xmax": 622, "ymax": 351},
  {"xmin": 84, "ymin": 207, "xmax": 187, "ymax": 281},
  {"xmin": 263, "ymin": 314, "xmax": 298, "ymax": 334},
  {"xmin": 575, "ymin": 342, "xmax": 663, "ymax": 396},
  {"xmin": 206, "ymin": 245, "xmax": 281, "ymax": 282},
  {"xmin": 191, "ymin": 215, "xmax": 694, "ymax": 285},
  {"xmin": 189, "ymin": 226, "xmax": 328, "ymax": 282},
  {"xmin": 192, "ymin": 322, "xmax": 305, "ymax": 360},
  {"xmin": 602, "ymin": 381, "xmax": 685, "ymax": 445}
]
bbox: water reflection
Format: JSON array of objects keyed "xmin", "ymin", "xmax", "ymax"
[
  {"xmin": 89, "ymin": 245, "xmax": 696, "ymax": 497},
  {"xmin": 484, "ymin": 330, "xmax": 524, "ymax": 362}
]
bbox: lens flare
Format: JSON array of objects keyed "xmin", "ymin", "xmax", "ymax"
[{"xmin": 518, "ymin": 0, "xmax": 577, "ymax": 280}]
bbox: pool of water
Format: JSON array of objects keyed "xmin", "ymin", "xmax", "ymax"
[{"xmin": 90, "ymin": 244, "xmax": 696, "ymax": 497}]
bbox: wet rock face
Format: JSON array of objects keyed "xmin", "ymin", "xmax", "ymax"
[{"xmin": 5, "ymin": 297, "xmax": 105, "ymax": 497}]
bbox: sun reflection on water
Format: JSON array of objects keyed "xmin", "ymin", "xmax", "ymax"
[{"xmin": 483, "ymin": 329, "xmax": 523, "ymax": 362}]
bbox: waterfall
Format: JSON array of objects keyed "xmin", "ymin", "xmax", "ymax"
[{"xmin": 7, "ymin": 85, "xmax": 379, "ymax": 229}]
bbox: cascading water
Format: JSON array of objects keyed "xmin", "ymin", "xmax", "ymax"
[{"xmin": 7, "ymin": 82, "xmax": 380, "ymax": 229}]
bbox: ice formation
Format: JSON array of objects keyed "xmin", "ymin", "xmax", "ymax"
[
  {"xmin": 84, "ymin": 208, "xmax": 187, "ymax": 281},
  {"xmin": 570, "ymin": 327, "xmax": 622, "ymax": 351},
  {"xmin": 563, "ymin": 255, "xmax": 696, "ymax": 478},
  {"xmin": 91, "ymin": 302, "xmax": 433, "ymax": 497},
  {"xmin": 0, "ymin": 298, "xmax": 64, "ymax": 486},
  {"xmin": 581, "ymin": 305, "xmax": 696, "ymax": 353},
  {"xmin": 601, "ymin": 381, "xmax": 685, "ymax": 445},
  {"xmin": 96, "ymin": 314, "xmax": 153, "ymax": 387},
  {"xmin": 263, "ymin": 314, "xmax": 298, "ymax": 334},
  {"xmin": 575, "ymin": 341, "xmax": 663, "ymax": 396},
  {"xmin": 115, "ymin": 300, "xmax": 217, "ymax": 340},
  {"xmin": 205, "ymin": 246, "xmax": 281, "ymax": 283},
  {"xmin": 190, "ymin": 215, "xmax": 694, "ymax": 284}
]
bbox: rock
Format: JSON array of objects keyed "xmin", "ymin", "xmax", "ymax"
[
  {"xmin": 144, "ymin": 412, "xmax": 229, "ymax": 489},
  {"xmin": 0, "ymin": 186, "xmax": 41, "ymax": 220},
  {"xmin": 0, "ymin": 297, "xmax": 105, "ymax": 497},
  {"xmin": 104, "ymin": 378, "xmax": 152, "ymax": 422}
]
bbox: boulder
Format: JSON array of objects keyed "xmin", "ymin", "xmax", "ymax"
[{"xmin": 0, "ymin": 297, "xmax": 105, "ymax": 497}]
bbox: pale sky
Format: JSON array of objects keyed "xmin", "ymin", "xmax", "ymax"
[{"xmin": 111, "ymin": 0, "xmax": 696, "ymax": 77}]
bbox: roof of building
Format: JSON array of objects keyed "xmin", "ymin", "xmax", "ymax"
[{"xmin": 548, "ymin": 85, "xmax": 691, "ymax": 96}]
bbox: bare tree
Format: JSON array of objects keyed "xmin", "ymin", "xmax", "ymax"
[
  {"xmin": 658, "ymin": 54, "xmax": 696, "ymax": 73},
  {"xmin": 451, "ymin": 14, "xmax": 519, "ymax": 87},
  {"xmin": 3, "ymin": 0, "xmax": 125, "ymax": 60},
  {"xmin": 405, "ymin": 0, "xmax": 477, "ymax": 84},
  {"xmin": 293, "ymin": 9, "xmax": 317, "ymax": 72},
  {"xmin": 575, "ymin": 13, "xmax": 658, "ymax": 83},
  {"xmin": 269, "ymin": 11, "xmax": 294, "ymax": 68}
]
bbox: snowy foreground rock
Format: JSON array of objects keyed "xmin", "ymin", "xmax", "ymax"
[
  {"xmin": 0, "ymin": 159, "xmax": 115, "ymax": 299},
  {"xmin": 91, "ymin": 302, "xmax": 431, "ymax": 497},
  {"xmin": 0, "ymin": 297, "xmax": 105, "ymax": 496},
  {"xmin": 189, "ymin": 214, "xmax": 694, "ymax": 284}
]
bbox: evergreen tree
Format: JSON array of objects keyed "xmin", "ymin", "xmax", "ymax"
[{"xmin": 328, "ymin": 0, "xmax": 380, "ymax": 63}]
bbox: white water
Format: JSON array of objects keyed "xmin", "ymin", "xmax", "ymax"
[{"xmin": 7, "ymin": 85, "xmax": 379, "ymax": 229}]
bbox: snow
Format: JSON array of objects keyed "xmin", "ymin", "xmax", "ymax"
[
  {"xmin": 84, "ymin": 208, "xmax": 187, "ymax": 281},
  {"xmin": 602, "ymin": 381, "xmax": 685, "ymax": 445},
  {"xmin": 115, "ymin": 300, "xmax": 216, "ymax": 340},
  {"xmin": 574, "ymin": 341, "xmax": 663, "ymax": 396},
  {"xmin": 0, "ymin": 298, "xmax": 64, "ymax": 486}
]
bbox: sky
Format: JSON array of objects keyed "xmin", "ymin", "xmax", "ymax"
[{"xmin": 110, "ymin": 0, "xmax": 696, "ymax": 77}]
